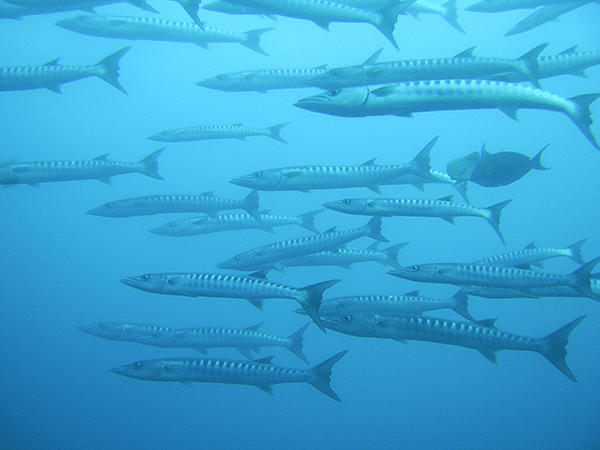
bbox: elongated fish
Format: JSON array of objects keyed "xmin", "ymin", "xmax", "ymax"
[
  {"xmin": 534, "ymin": 46, "xmax": 600, "ymax": 80},
  {"xmin": 473, "ymin": 239, "xmax": 586, "ymax": 269},
  {"xmin": 324, "ymin": 196, "xmax": 511, "ymax": 243},
  {"xmin": 148, "ymin": 122, "xmax": 289, "ymax": 143},
  {"xmin": 110, "ymin": 350, "xmax": 347, "ymax": 400},
  {"xmin": 388, "ymin": 256, "xmax": 600, "ymax": 300},
  {"xmin": 150, "ymin": 209, "xmax": 323, "ymax": 236},
  {"xmin": 462, "ymin": 275, "xmax": 600, "ymax": 299},
  {"xmin": 202, "ymin": 0, "xmax": 279, "ymax": 19},
  {"xmin": 56, "ymin": 15, "xmax": 274, "ymax": 55},
  {"xmin": 137, "ymin": 322, "xmax": 311, "ymax": 363},
  {"xmin": 230, "ymin": 136, "xmax": 434, "ymax": 193},
  {"xmin": 221, "ymin": 0, "xmax": 416, "ymax": 49},
  {"xmin": 217, "ymin": 216, "xmax": 388, "ymax": 271},
  {"xmin": 294, "ymin": 81, "xmax": 600, "ymax": 151},
  {"xmin": 307, "ymin": 44, "xmax": 548, "ymax": 89},
  {"xmin": 465, "ymin": 0, "xmax": 591, "ymax": 12},
  {"xmin": 504, "ymin": 1, "xmax": 589, "ymax": 36},
  {"xmin": 297, "ymin": 289, "xmax": 474, "ymax": 320},
  {"xmin": 321, "ymin": 312, "xmax": 585, "ymax": 381},
  {"xmin": 79, "ymin": 322, "xmax": 177, "ymax": 342},
  {"xmin": 0, "ymin": 149, "xmax": 163, "ymax": 187},
  {"xmin": 120, "ymin": 271, "xmax": 340, "ymax": 332},
  {"xmin": 0, "ymin": 46, "xmax": 130, "ymax": 94},
  {"xmin": 87, "ymin": 189, "xmax": 261, "ymax": 222}
]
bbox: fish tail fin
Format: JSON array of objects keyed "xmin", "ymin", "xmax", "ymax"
[
  {"xmin": 266, "ymin": 122, "xmax": 290, "ymax": 144},
  {"xmin": 94, "ymin": 46, "xmax": 131, "ymax": 94},
  {"xmin": 286, "ymin": 323, "xmax": 311, "ymax": 364},
  {"xmin": 176, "ymin": 0, "xmax": 204, "ymax": 28},
  {"xmin": 138, "ymin": 148, "xmax": 165, "ymax": 180},
  {"xmin": 453, "ymin": 180, "xmax": 470, "ymax": 204},
  {"xmin": 297, "ymin": 209, "xmax": 324, "ymax": 233},
  {"xmin": 516, "ymin": 43, "xmax": 548, "ymax": 88},
  {"xmin": 484, "ymin": 199, "xmax": 512, "ymax": 244},
  {"xmin": 128, "ymin": 0, "xmax": 159, "ymax": 13},
  {"xmin": 298, "ymin": 279, "xmax": 341, "ymax": 333},
  {"xmin": 570, "ymin": 256, "xmax": 600, "ymax": 300},
  {"xmin": 541, "ymin": 315, "xmax": 586, "ymax": 382},
  {"xmin": 451, "ymin": 290, "xmax": 475, "ymax": 321},
  {"xmin": 364, "ymin": 216, "xmax": 389, "ymax": 242},
  {"xmin": 382, "ymin": 242, "xmax": 408, "ymax": 269},
  {"xmin": 568, "ymin": 93, "xmax": 600, "ymax": 150},
  {"xmin": 410, "ymin": 135, "xmax": 436, "ymax": 178},
  {"xmin": 242, "ymin": 28, "xmax": 274, "ymax": 56},
  {"xmin": 243, "ymin": 189, "xmax": 262, "ymax": 223},
  {"xmin": 531, "ymin": 144, "xmax": 551, "ymax": 170},
  {"xmin": 567, "ymin": 239, "xmax": 587, "ymax": 265},
  {"xmin": 308, "ymin": 350, "xmax": 347, "ymax": 401},
  {"xmin": 442, "ymin": 0, "xmax": 465, "ymax": 33},
  {"xmin": 374, "ymin": 0, "xmax": 415, "ymax": 50}
]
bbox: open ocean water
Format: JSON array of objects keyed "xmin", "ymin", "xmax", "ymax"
[{"xmin": 1, "ymin": 1, "xmax": 599, "ymax": 449}]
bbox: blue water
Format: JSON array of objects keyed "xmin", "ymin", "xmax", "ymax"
[{"xmin": 1, "ymin": 2, "xmax": 599, "ymax": 449}]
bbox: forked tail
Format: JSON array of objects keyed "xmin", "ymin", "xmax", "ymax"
[
  {"xmin": 243, "ymin": 189, "xmax": 261, "ymax": 223},
  {"xmin": 442, "ymin": 0, "xmax": 465, "ymax": 33},
  {"xmin": 242, "ymin": 28, "xmax": 274, "ymax": 56},
  {"xmin": 570, "ymin": 256, "xmax": 600, "ymax": 301},
  {"xmin": 485, "ymin": 199, "xmax": 512, "ymax": 244},
  {"xmin": 308, "ymin": 350, "xmax": 347, "ymax": 401},
  {"xmin": 373, "ymin": 0, "xmax": 416, "ymax": 50},
  {"xmin": 176, "ymin": 0, "xmax": 204, "ymax": 28},
  {"xmin": 298, "ymin": 279, "xmax": 341, "ymax": 333},
  {"xmin": 138, "ymin": 148, "xmax": 165, "ymax": 180},
  {"xmin": 568, "ymin": 93, "xmax": 600, "ymax": 151},
  {"xmin": 363, "ymin": 216, "xmax": 389, "ymax": 242},
  {"xmin": 267, "ymin": 122, "xmax": 290, "ymax": 144},
  {"xmin": 297, "ymin": 209, "xmax": 324, "ymax": 233},
  {"xmin": 541, "ymin": 315, "xmax": 586, "ymax": 382},
  {"xmin": 94, "ymin": 46, "xmax": 131, "ymax": 94},
  {"xmin": 286, "ymin": 323, "xmax": 311, "ymax": 364}
]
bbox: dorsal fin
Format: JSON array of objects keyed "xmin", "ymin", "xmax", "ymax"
[
  {"xmin": 201, "ymin": 190, "xmax": 215, "ymax": 196},
  {"xmin": 248, "ymin": 270, "xmax": 269, "ymax": 279},
  {"xmin": 559, "ymin": 46, "xmax": 577, "ymax": 55},
  {"xmin": 404, "ymin": 290, "xmax": 420, "ymax": 296},
  {"xmin": 313, "ymin": 64, "xmax": 327, "ymax": 70},
  {"xmin": 323, "ymin": 226, "xmax": 337, "ymax": 233},
  {"xmin": 438, "ymin": 195, "xmax": 454, "ymax": 202},
  {"xmin": 93, "ymin": 153, "xmax": 110, "ymax": 161},
  {"xmin": 363, "ymin": 48, "xmax": 383, "ymax": 66},
  {"xmin": 360, "ymin": 158, "xmax": 377, "ymax": 166},
  {"xmin": 231, "ymin": 123, "xmax": 243, "ymax": 127},
  {"xmin": 244, "ymin": 322, "xmax": 263, "ymax": 331},
  {"xmin": 44, "ymin": 58, "xmax": 60, "ymax": 66},
  {"xmin": 480, "ymin": 143, "xmax": 492, "ymax": 158},
  {"xmin": 524, "ymin": 241, "xmax": 537, "ymax": 249},
  {"xmin": 255, "ymin": 355, "xmax": 275, "ymax": 364},
  {"xmin": 454, "ymin": 47, "xmax": 476, "ymax": 58},
  {"xmin": 476, "ymin": 318, "xmax": 498, "ymax": 329},
  {"xmin": 366, "ymin": 241, "xmax": 380, "ymax": 251}
]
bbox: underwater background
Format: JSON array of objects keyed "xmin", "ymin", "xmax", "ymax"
[{"xmin": 1, "ymin": 2, "xmax": 599, "ymax": 449}]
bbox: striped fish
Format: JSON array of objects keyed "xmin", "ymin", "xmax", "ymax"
[
  {"xmin": 110, "ymin": 350, "xmax": 348, "ymax": 400},
  {"xmin": 147, "ymin": 122, "xmax": 289, "ymax": 143},
  {"xmin": 78, "ymin": 322, "xmax": 177, "ymax": 342}
]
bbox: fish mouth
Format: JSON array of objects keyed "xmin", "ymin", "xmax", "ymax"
[
  {"xmin": 387, "ymin": 269, "xmax": 403, "ymax": 278},
  {"xmin": 293, "ymin": 94, "xmax": 329, "ymax": 109},
  {"xmin": 229, "ymin": 176, "xmax": 251, "ymax": 187},
  {"xmin": 322, "ymin": 201, "xmax": 342, "ymax": 211},
  {"xmin": 120, "ymin": 277, "xmax": 139, "ymax": 288},
  {"xmin": 109, "ymin": 367, "xmax": 126, "ymax": 376},
  {"xmin": 146, "ymin": 134, "xmax": 165, "ymax": 142}
]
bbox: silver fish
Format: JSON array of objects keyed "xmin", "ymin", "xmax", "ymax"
[
  {"xmin": 148, "ymin": 122, "xmax": 289, "ymax": 143},
  {"xmin": 78, "ymin": 322, "xmax": 177, "ymax": 342},
  {"xmin": 0, "ymin": 149, "xmax": 163, "ymax": 187},
  {"xmin": 473, "ymin": 240, "xmax": 587, "ymax": 269},
  {"xmin": 465, "ymin": 0, "xmax": 590, "ymax": 12},
  {"xmin": 504, "ymin": 1, "xmax": 589, "ymax": 36}
]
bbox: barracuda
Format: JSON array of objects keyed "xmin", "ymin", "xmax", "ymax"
[
  {"xmin": 110, "ymin": 350, "xmax": 347, "ymax": 400},
  {"xmin": 56, "ymin": 15, "xmax": 274, "ymax": 55},
  {"xmin": 137, "ymin": 322, "xmax": 311, "ymax": 363},
  {"xmin": 307, "ymin": 43, "xmax": 547, "ymax": 89},
  {"xmin": 321, "ymin": 312, "xmax": 585, "ymax": 381},
  {"xmin": 150, "ymin": 209, "xmax": 323, "ymax": 237},
  {"xmin": 473, "ymin": 239, "xmax": 587, "ymax": 269},
  {"xmin": 297, "ymin": 289, "xmax": 474, "ymax": 321},
  {"xmin": 217, "ymin": 216, "xmax": 388, "ymax": 272},
  {"xmin": 0, "ymin": 149, "xmax": 163, "ymax": 187},
  {"xmin": 78, "ymin": 322, "xmax": 177, "ymax": 342},
  {"xmin": 504, "ymin": 2, "xmax": 589, "ymax": 36},
  {"xmin": 120, "ymin": 271, "xmax": 340, "ymax": 332},
  {"xmin": 0, "ymin": 46, "xmax": 130, "ymax": 93},
  {"xmin": 221, "ymin": 0, "xmax": 416, "ymax": 49},
  {"xmin": 534, "ymin": 47, "xmax": 600, "ymax": 80},
  {"xmin": 388, "ymin": 256, "xmax": 600, "ymax": 300},
  {"xmin": 324, "ymin": 196, "xmax": 511, "ymax": 243},
  {"xmin": 148, "ymin": 122, "xmax": 289, "ymax": 143},
  {"xmin": 230, "ymin": 136, "xmax": 434, "ymax": 193},
  {"xmin": 87, "ymin": 190, "xmax": 261, "ymax": 222},
  {"xmin": 462, "ymin": 276, "xmax": 600, "ymax": 300},
  {"xmin": 294, "ymin": 80, "xmax": 600, "ymax": 150},
  {"xmin": 202, "ymin": 0, "xmax": 279, "ymax": 19},
  {"xmin": 465, "ymin": 0, "xmax": 592, "ymax": 13}
]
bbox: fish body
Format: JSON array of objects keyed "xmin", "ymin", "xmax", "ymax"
[
  {"xmin": 150, "ymin": 209, "xmax": 323, "ymax": 236},
  {"xmin": 308, "ymin": 44, "xmax": 547, "ymax": 89},
  {"xmin": 0, "ymin": 149, "xmax": 163, "ymax": 187},
  {"xmin": 87, "ymin": 190, "xmax": 261, "ymax": 221},
  {"xmin": 462, "ymin": 275, "xmax": 600, "ymax": 299},
  {"xmin": 388, "ymin": 256, "xmax": 600, "ymax": 300},
  {"xmin": 324, "ymin": 196, "xmax": 511, "ymax": 243},
  {"xmin": 381, "ymin": 169, "xmax": 470, "ymax": 203},
  {"xmin": 0, "ymin": 46, "xmax": 130, "ymax": 93},
  {"xmin": 147, "ymin": 122, "xmax": 289, "ymax": 143},
  {"xmin": 220, "ymin": 0, "xmax": 417, "ymax": 49},
  {"xmin": 202, "ymin": 0, "xmax": 278, "ymax": 18},
  {"xmin": 534, "ymin": 47, "xmax": 600, "ymax": 80},
  {"xmin": 56, "ymin": 15, "xmax": 274, "ymax": 55},
  {"xmin": 230, "ymin": 136, "xmax": 434, "ymax": 192},
  {"xmin": 504, "ymin": 1, "xmax": 589, "ymax": 36},
  {"xmin": 120, "ymin": 271, "xmax": 340, "ymax": 332},
  {"xmin": 137, "ymin": 322, "xmax": 311, "ymax": 363},
  {"xmin": 473, "ymin": 239, "xmax": 586, "ymax": 269},
  {"xmin": 78, "ymin": 322, "xmax": 176, "ymax": 341},
  {"xmin": 217, "ymin": 216, "xmax": 388, "ymax": 271},
  {"xmin": 465, "ymin": 0, "xmax": 590, "ymax": 12},
  {"xmin": 110, "ymin": 350, "xmax": 348, "ymax": 400},
  {"xmin": 294, "ymin": 81, "xmax": 600, "ymax": 150},
  {"xmin": 321, "ymin": 311, "xmax": 585, "ymax": 381}
]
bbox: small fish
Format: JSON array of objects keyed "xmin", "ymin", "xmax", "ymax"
[
  {"xmin": 504, "ymin": 1, "xmax": 589, "ymax": 36},
  {"xmin": 110, "ymin": 350, "xmax": 348, "ymax": 400},
  {"xmin": 78, "ymin": 322, "xmax": 176, "ymax": 342},
  {"xmin": 148, "ymin": 122, "xmax": 289, "ymax": 143},
  {"xmin": 0, "ymin": 149, "xmax": 163, "ymax": 187}
]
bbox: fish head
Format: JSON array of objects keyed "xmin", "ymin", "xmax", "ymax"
[
  {"xmin": 55, "ymin": 15, "xmax": 107, "ymax": 33},
  {"xmin": 78, "ymin": 322, "xmax": 125, "ymax": 340},
  {"xmin": 307, "ymin": 66, "xmax": 366, "ymax": 89},
  {"xmin": 446, "ymin": 151, "xmax": 480, "ymax": 181},
  {"xmin": 120, "ymin": 273, "xmax": 169, "ymax": 293},
  {"xmin": 321, "ymin": 312, "xmax": 376, "ymax": 337},
  {"xmin": 137, "ymin": 330, "xmax": 177, "ymax": 348},
  {"xmin": 388, "ymin": 264, "xmax": 438, "ymax": 282},
  {"xmin": 323, "ymin": 198, "xmax": 369, "ymax": 214},
  {"xmin": 230, "ymin": 168, "xmax": 282, "ymax": 190},
  {"xmin": 86, "ymin": 199, "xmax": 131, "ymax": 217},
  {"xmin": 217, "ymin": 249, "xmax": 258, "ymax": 270},
  {"xmin": 294, "ymin": 87, "xmax": 370, "ymax": 117},
  {"xmin": 0, "ymin": 165, "xmax": 16, "ymax": 184},
  {"xmin": 110, "ymin": 360, "xmax": 162, "ymax": 381},
  {"xmin": 147, "ymin": 130, "xmax": 176, "ymax": 142},
  {"xmin": 196, "ymin": 72, "xmax": 248, "ymax": 91},
  {"xmin": 150, "ymin": 217, "xmax": 204, "ymax": 236}
]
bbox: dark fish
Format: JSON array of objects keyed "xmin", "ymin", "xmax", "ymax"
[{"xmin": 446, "ymin": 150, "xmax": 480, "ymax": 181}]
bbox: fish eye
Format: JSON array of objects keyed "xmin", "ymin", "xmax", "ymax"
[
  {"xmin": 328, "ymin": 89, "xmax": 340, "ymax": 97},
  {"xmin": 409, "ymin": 265, "xmax": 419, "ymax": 272},
  {"xmin": 234, "ymin": 255, "xmax": 240, "ymax": 260},
  {"xmin": 140, "ymin": 274, "xmax": 149, "ymax": 281},
  {"xmin": 252, "ymin": 171, "xmax": 262, "ymax": 178},
  {"xmin": 341, "ymin": 315, "xmax": 352, "ymax": 323},
  {"xmin": 217, "ymin": 74, "xmax": 226, "ymax": 80},
  {"xmin": 153, "ymin": 332, "xmax": 160, "ymax": 337},
  {"xmin": 342, "ymin": 199, "xmax": 351, "ymax": 205},
  {"xmin": 330, "ymin": 69, "xmax": 340, "ymax": 77},
  {"xmin": 134, "ymin": 362, "xmax": 142, "ymax": 369},
  {"xmin": 99, "ymin": 323, "xmax": 106, "ymax": 329}
]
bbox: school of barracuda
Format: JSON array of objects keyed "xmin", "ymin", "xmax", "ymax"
[{"xmin": 2, "ymin": 0, "xmax": 599, "ymax": 401}]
